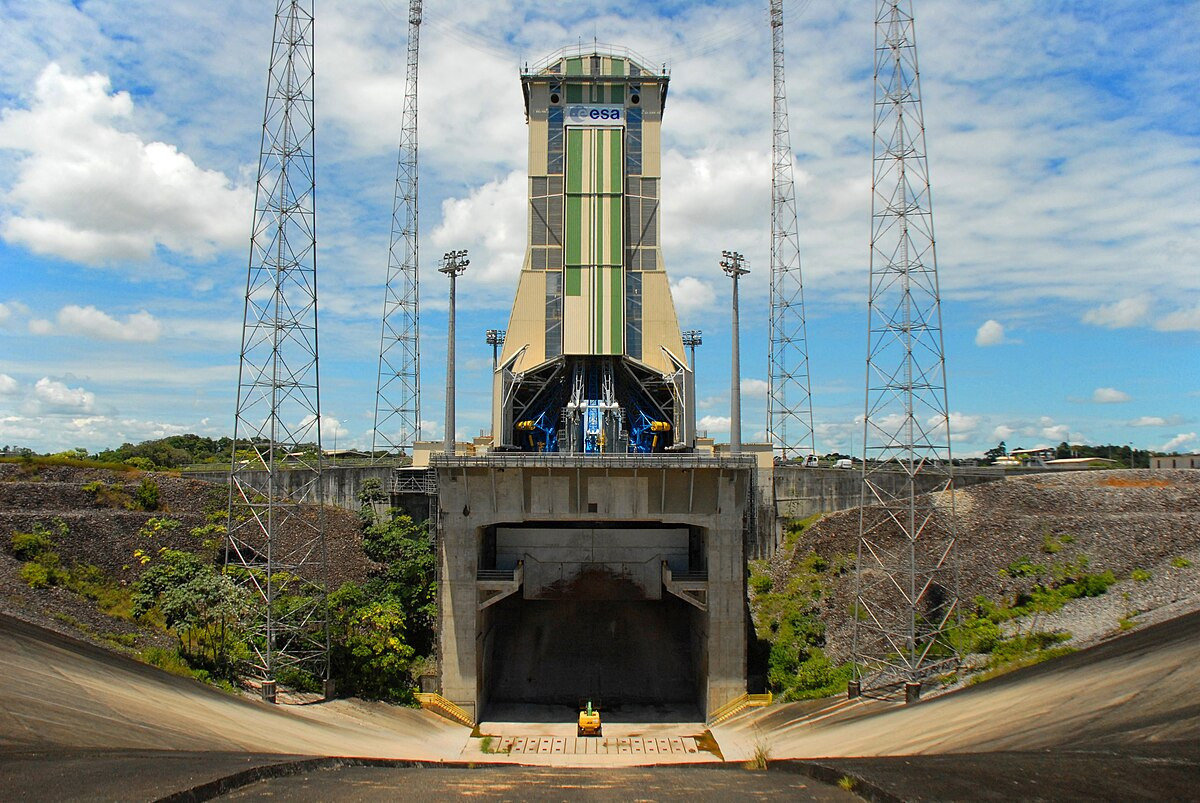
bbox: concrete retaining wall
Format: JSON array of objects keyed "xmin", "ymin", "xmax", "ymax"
[
  {"xmin": 185, "ymin": 465, "xmax": 396, "ymax": 512},
  {"xmin": 773, "ymin": 466, "xmax": 1006, "ymax": 522}
]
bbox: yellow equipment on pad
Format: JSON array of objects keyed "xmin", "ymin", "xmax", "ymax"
[{"xmin": 577, "ymin": 700, "xmax": 602, "ymax": 737}]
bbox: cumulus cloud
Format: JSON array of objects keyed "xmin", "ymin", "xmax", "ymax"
[
  {"xmin": 670, "ymin": 276, "xmax": 719, "ymax": 317},
  {"xmin": 1129, "ymin": 415, "xmax": 1171, "ymax": 427},
  {"xmin": 1161, "ymin": 433, "xmax": 1197, "ymax": 452},
  {"xmin": 698, "ymin": 415, "xmax": 731, "ymax": 433},
  {"xmin": 974, "ymin": 319, "xmax": 1008, "ymax": 346},
  {"xmin": 0, "ymin": 64, "xmax": 250, "ymax": 265},
  {"xmin": 31, "ymin": 377, "xmax": 94, "ymax": 413},
  {"xmin": 1092, "ymin": 387, "xmax": 1131, "ymax": 404},
  {"xmin": 428, "ymin": 170, "xmax": 526, "ymax": 295},
  {"xmin": 30, "ymin": 305, "xmax": 162, "ymax": 342},
  {"xmin": 0, "ymin": 374, "xmax": 18, "ymax": 395},
  {"xmin": 1081, "ymin": 297, "xmax": 1152, "ymax": 329},
  {"xmin": 741, "ymin": 378, "xmax": 768, "ymax": 397}
]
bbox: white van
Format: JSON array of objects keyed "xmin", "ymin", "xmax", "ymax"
[{"xmin": 835, "ymin": 458, "xmax": 855, "ymax": 469}]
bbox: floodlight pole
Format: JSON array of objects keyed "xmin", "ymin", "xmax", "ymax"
[
  {"xmin": 721, "ymin": 251, "xmax": 749, "ymax": 454},
  {"xmin": 440, "ymin": 249, "xmax": 469, "ymax": 456}
]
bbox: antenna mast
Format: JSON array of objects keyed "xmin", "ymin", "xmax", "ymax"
[
  {"xmin": 227, "ymin": 0, "xmax": 328, "ymax": 698},
  {"xmin": 768, "ymin": 0, "xmax": 816, "ymax": 461},
  {"xmin": 373, "ymin": 0, "xmax": 423, "ymax": 457},
  {"xmin": 851, "ymin": 0, "xmax": 958, "ymax": 702}
]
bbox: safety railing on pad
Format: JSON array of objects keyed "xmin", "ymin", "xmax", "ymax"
[
  {"xmin": 415, "ymin": 693, "xmax": 475, "ymax": 728},
  {"xmin": 707, "ymin": 692, "xmax": 773, "ymax": 726}
]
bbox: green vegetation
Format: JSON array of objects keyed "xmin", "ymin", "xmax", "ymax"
[
  {"xmin": 1130, "ymin": 568, "xmax": 1152, "ymax": 582},
  {"xmin": 1171, "ymin": 556, "xmax": 1193, "ymax": 569},
  {"xmin": 748, "ymin": 517, "xmax": 855, "ymax": 701},
  {"xmin": 81, "ymin": 478, "xmax": 162, "ymax": 511},
  {"xmin": 327, "ymin": 502, "xmax": 437, "ymax": 703}
]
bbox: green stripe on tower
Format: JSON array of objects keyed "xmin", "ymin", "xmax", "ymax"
[
  {"xmin": 609, "ymin": 266, "xmax": 623, "ymax": 354},
  {"xmin": 565, "ymin": 196, "xmax": 583, "ymax": 265},
  {"xmin": 565, "ymin": 266, "xmax": 581, "ymax": 296},
  {"xmin": 566, "ymin": 129, "xmax": 584, "ymax": 194}
]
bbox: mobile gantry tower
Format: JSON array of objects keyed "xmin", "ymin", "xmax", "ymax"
[{"xmin": 493, "ymin": 48, "xmax": 695, "ymax": 455}]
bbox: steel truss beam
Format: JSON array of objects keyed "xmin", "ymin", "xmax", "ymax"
[
  {"xmin": 851, "ymin": 0, "xmax": 959, "ymax": 700},
  {"xmin": 227, "ymin": 0, "xmax": 329, "ymax": 688},
  {"xmin": 373, "ymin": 0, "xmax": 423, "ymax": 457},
  {"xmin": 767, "ymin": 0, "xmax": 816, "ymax": 461}
]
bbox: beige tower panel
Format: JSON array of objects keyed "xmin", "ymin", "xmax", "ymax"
[
  {"xmin": 640, "ymin": 270, "xmax": 686, "ymax": 373},
  {"xmin": 528, "ymin": 116, "xmax": 548, "ymax": 175},
  {"xmin": 500, "ymin": 268, "xmax": 549, "ymax": 373}
]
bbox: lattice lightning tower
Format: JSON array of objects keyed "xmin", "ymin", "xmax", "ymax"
[
  {"xmin": 372, "ymin": 0, "xmax": 423, "ymax": 456},
  {"xmin": 851, "ymin": 0, "xmax": 958, "ymax": 701},
  {"xmin": 767, "ymin": 0, "xmax": 816, "ymax": 461},
  {"xmin": 227, "ymin": 0, "xmax": 328, "ymax": 692}
]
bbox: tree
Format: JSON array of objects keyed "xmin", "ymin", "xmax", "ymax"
[
  {"xmin": 984, "ymin": 441, "xmax": 1007, "ymax": 462},
  {"xmin": 328, "ymin": 586, "xmax": 417, "ymax": 702},
  {"xmin": 132, "ymin": 549, "xmax": 248, "ymax": 671}
]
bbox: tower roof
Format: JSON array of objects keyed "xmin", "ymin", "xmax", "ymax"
[{"xmin": 522, "ymin": 44, "xmax": 667, "ymax": 80}]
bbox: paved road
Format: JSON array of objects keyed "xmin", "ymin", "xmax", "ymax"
[{"xmin": 218, "ymin": 765, "xmax": 859, "ymax": 802}]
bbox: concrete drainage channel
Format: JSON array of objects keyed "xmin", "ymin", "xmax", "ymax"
[{"xmin": 483, "ymin": 734, "xmax": 701, "ymax": 757}]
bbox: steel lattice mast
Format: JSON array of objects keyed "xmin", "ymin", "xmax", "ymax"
[
  {"xmin": 767, "ymin": 0, "xmax": 816, "ymax": 461},
  {"xmin": 227, "ymin": 0, "xmax": 328, "ymax": 696},
  {"xmin": 372, "ymin": 0, "xmax": 423, "ymax": 457},
  {"xmin": 850, "ymin": 0, "xmax": 958, "ymax": 702}
]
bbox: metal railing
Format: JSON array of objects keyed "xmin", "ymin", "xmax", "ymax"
[{"xmin": 432, "ymin": 453, "xmax": 756, "ymax": 471}]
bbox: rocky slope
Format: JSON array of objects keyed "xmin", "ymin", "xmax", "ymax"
[
  {"xmin": 766, "ymin": 469, "xmax": 1200, "ymax": 662},
  {"xmin": 0, "ymin": 462, "xmax": 373, "ymax": 654}
]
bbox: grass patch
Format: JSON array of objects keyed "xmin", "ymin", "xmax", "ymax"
[
  {"xmin": 0, "ymin": 455, "xmax": 138, "ymax": 473},
  {"xmin": 749, "ymin": 547, "xmax": 854, "ymax": 701},
  {"xmin": 1130, "ymin": 568, "xmax": 1152, "ymax": 582},
  {"xmin": 837, "ymin": 776, "xmax": 857, "ymax": 792},
  {"xmin": 1170, "ymin": 557, "xmax": 1192, "ymax": 569},
  {"xmin": 969, "ymin": 645, "xmax": 1075, "ymax": 685}
]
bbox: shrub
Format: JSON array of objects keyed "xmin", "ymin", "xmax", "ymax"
[
  {"xmin": 20, "ymin": 561, "xmax": 53, "ymax": 589},
  {"xmin": 81, "ymin": 480, "xmax": 132, "ymax": 509},
  {"xmin": 1171, "ymin": 557, "xmax": 1193, "ymax": 569},
  {"xmin": 1130, "ymin": 568, "xmax": 1152, "ymax": 582},
  {"xmin": 132, "ymin": 478, "xmax": 161, "ymax": 511},
  {"xmin": 749, "ymin": 572, "xmax": 773, "ymax": 595},
  {"xmin": 11, "ymin": 528, "xmax": 53, "ymax": 560}
]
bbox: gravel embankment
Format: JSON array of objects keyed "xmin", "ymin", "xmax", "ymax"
[
  {"xmin": 767, "ymin": 469, "xmax": 1200, "ymax": 661},
  {"xmin": 0, "ymin": 463, "xmax": 374, "ymax": 653}
]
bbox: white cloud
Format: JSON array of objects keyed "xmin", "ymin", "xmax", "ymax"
[
  {"xmin": 991, "ymin": 425, "xmax": 1015, "ymax": 442},
  {"xmin": 1081, "ymin": 297, "xmax": 1152, "ymax": 329},
  {"xmin": 1129, "ymin": 416, "xmax": 1167, "ymax": 427},
  {"xmin": 31, "ymin": 305, "xmax": 162, "ymax": 342},
  {"xmin": 0, "ymin": 64, "xmax": 251, "ymax": 265},
  {"xmin": 974, "ymin": 319, "xmax": 1007, "ymax": 346},
  {"xmin": 0, "ymin": 374, "xmax": 18, "ymax": 395},
  {"xmin": 1092, "ymin": 387, "xmax": 1131, "ymax": 404},
  {"xmin": 741, "ymin": 378, "xmax": 768, "ymax": 397},
  {"xmin": 670, "ymin": 276, "xmax": 719, "ymax": 318},
  {"xmin": 1161, "ymin": 433, "xmax": 1197, "ymax": 452},
  {"xmin": 428, "ymin": 171, "xmax": 526, "ymax": 295},
  {"xmin": 0, "ymin": 303, "xmax": 11, "ymax": 326},
  {"xmin": 698, "ymin": 415, "xmax": 731, "ymax": 433},
  {"xmin": 1154, "ymin": 303, "xmax": 1200, "ymax": 332},
  {"xmin": 31, "ymin": 377, "xmax": 94, "ymax": 413}
]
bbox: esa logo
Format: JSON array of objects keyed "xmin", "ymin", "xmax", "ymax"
[{"xmin": 566, "ymin": 105, "xmax": 623, "ymax": 124}]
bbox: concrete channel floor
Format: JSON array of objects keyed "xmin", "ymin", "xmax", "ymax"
[{"xmin": 3, "ymin": 610, "xmax": 1200, "ymax": 800}]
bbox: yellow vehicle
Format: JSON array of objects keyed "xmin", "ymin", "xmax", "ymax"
[{"xmin": 577, "ymin": 700, "xmax": 602, "ymax": 737}]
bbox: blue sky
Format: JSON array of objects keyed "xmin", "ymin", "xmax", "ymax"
[{"xmin": 0, "ymin": 0, "xmax": 1197, "ymax": 457}]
